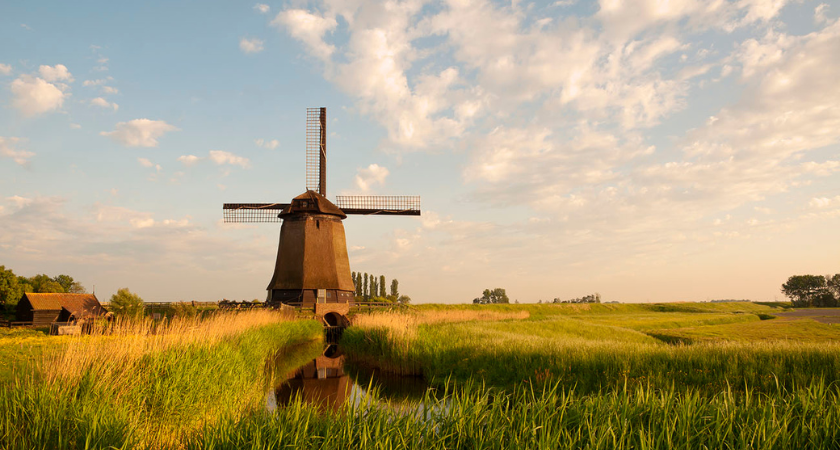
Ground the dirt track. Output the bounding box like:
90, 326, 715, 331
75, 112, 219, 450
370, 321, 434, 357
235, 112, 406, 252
774, 308, 840, 324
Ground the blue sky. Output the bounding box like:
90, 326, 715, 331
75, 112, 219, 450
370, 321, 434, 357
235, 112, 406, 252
1, 0, 838, 304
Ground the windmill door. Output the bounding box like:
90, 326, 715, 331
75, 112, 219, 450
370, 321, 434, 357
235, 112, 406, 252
317, 289, 327, 304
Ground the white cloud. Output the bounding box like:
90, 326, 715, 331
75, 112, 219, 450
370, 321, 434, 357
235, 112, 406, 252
239, 37, 265, 54
809, 197, 840, 209
272, 9, 337, 60
90, 97, 119, 111
100, 119, 179, 147
38, 64, 73, 82
101, 86, 119, 95
11, 75, 67, 117
209, 150, 250, 168
83, 77, 113, 87
254, 138, 279, 149
137, 157, 163, 173
0, 64, 11, 75
0, 137, 35, 167
70, 123, 81, 129
254, 3, 270, 14
354, 163, 389, 192
177, 155, 202, 166
815, 4, 830, 24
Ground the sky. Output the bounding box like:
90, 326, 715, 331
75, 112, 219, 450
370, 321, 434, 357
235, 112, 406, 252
1, 0, 838, 304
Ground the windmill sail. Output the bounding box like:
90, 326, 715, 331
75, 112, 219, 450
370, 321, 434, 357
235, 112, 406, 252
306, 107, 326, 196
223, 203, 289, 223
335, 196, 421, 216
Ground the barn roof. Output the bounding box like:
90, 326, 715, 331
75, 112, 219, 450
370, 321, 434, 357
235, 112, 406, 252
22, 293, 105, 316
280, 190, 346, 219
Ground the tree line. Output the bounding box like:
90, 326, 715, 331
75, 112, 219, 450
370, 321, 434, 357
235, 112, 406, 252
781, 274, 840, 307
350, 271, 410, 304
473, 288, 510, 304
543, 293, 601, 304
0, 265, 87, 307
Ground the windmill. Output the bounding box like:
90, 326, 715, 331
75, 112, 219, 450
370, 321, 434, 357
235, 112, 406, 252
223, 107, 420, 307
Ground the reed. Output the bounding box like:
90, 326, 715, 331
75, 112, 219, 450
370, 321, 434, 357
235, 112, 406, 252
0, 311, 324, 449
193, 380, 840, 450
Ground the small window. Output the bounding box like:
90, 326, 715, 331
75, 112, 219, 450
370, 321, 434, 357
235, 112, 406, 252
327, 292, 331, 298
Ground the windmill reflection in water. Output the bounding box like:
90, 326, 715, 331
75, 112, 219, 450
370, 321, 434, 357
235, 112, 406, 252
270, 345, 431, 413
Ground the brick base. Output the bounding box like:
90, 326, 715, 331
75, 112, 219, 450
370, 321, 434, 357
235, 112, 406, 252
315, 302, 350, 317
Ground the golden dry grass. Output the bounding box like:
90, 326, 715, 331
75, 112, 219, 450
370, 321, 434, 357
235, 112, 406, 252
46, 310, 288, 385
351, 309, 529, 329
348, 309, 531, 364
1, 310, 323, 449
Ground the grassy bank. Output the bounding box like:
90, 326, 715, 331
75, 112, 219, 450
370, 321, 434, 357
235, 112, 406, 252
195, 380, 840, 450
0, 311, 323, 449
341, 303, 840, 393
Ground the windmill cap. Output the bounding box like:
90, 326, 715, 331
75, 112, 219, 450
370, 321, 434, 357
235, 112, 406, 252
280, 190, 347, 219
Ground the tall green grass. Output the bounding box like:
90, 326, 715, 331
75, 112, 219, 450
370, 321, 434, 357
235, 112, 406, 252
341, 306, 840, 393
194, 380, 840, 450
0, 313, 323, 449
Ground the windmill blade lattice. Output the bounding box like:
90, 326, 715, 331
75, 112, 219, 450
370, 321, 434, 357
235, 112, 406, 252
306, 107, 326, 196
335, 195, 421, 216
223, 203, 289, 223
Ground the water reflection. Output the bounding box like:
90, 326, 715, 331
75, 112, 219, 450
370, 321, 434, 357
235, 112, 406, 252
269, 344, 429, 412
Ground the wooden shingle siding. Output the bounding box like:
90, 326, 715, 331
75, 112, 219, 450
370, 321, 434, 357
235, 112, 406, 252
16, 293, 107, 326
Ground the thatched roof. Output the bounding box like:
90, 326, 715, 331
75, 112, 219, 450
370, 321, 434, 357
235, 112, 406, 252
22, 293, 106, 317
280, 190, 346, 219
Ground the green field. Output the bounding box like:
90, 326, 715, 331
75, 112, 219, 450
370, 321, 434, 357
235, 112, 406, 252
3, 302, 840, 449
341, 302, 840, 392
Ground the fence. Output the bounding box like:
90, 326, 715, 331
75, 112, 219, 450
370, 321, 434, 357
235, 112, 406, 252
1, 321, 33, 328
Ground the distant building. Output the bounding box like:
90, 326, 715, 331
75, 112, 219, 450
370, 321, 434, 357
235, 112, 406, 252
15, 293, 108, 326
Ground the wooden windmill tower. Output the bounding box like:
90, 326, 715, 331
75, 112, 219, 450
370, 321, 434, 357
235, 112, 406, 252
223, 108, 420, 307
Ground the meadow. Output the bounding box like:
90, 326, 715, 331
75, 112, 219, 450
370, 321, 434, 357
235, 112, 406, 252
200, 302, 840, 449
340, 302, 840, 392
0, 311, 324, 449
3, 302, 840, 449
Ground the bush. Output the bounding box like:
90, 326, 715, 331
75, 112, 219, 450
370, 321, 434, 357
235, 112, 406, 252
172, 302, 198, 318
109, 288, 145, 318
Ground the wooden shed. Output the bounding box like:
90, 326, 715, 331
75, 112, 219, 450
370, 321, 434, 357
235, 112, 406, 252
15, 293, 107, 326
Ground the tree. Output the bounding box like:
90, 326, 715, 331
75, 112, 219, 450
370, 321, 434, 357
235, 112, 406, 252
355, 273, 362, 297
370, 276, 376, 300
363, 273, 369, 300
379, 275, 386, 298
27, 274, 64, 293
826, 274, 840, 300
397, 295, 411, 304
109, 288, 145, 318
52, 274, 86, 293
16, 276, 33, 295
781, 275, 828, 307
390, 278, 399, 298
369, 274, 375, 300
0, 266, 23, 310
474, 288, 510, 304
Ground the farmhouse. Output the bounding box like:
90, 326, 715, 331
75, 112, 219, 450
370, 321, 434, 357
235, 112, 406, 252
15, 293, 108, 326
